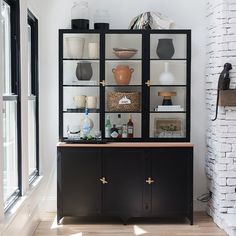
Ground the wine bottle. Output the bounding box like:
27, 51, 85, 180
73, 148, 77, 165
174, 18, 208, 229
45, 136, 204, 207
117, 114, 122, 138
105, 115, 112, 138
110, 124, 119, 139
122, 124, 128, 138
127, 114, 134, 138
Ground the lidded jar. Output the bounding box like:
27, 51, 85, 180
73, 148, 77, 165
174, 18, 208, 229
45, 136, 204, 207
71, 1, 89, 29
94, 10, 110, 29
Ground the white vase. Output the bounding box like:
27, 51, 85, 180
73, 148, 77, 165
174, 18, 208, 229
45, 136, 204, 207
65, 37, 85, 58
159, 62, 175, 85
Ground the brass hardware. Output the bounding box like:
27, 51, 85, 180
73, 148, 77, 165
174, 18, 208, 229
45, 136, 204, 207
100, 80, 107, 86
145, 80, 151, 87
100, 177, 108, 184
146, 177, 154, 185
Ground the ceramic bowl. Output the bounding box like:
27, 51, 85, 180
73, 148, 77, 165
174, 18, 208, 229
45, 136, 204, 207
113, 50, 137, 59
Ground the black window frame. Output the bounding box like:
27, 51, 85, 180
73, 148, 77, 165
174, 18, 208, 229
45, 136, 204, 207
27, 10, 39, 184
3, 0, 22, 212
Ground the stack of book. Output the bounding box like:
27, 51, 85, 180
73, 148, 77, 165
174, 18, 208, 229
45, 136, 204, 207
154, 105, 184, 112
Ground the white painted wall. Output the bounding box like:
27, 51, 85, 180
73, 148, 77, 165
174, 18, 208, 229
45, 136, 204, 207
33, 0, 208, 210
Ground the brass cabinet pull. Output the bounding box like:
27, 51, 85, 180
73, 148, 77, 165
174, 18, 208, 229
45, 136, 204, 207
145, 80, 151, 87
100, 80, 107, 86
146, 177, 154, 185
100, 177, 108, 184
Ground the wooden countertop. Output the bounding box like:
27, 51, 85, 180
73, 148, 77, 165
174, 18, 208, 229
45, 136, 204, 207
57, 142, 193, 148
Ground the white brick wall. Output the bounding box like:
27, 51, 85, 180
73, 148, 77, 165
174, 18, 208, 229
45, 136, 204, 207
206, 0, 236, 226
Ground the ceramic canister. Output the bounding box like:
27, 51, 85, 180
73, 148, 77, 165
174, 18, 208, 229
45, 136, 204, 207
65, 37, 85, 58
112, 65, 134, 85
86, 96, 97, 109
73, 95, 86, 108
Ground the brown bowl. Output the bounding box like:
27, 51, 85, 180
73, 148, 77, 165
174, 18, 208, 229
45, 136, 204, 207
113, 50, 137, 59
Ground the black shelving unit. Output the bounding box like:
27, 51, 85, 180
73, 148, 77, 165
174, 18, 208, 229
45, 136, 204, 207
59, 29, 191, 142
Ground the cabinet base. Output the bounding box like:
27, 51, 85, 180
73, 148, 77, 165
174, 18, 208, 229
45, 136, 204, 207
57, 215, 193, 225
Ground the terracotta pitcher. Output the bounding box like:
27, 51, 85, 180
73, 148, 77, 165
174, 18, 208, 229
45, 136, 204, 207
112, 65, 134, 85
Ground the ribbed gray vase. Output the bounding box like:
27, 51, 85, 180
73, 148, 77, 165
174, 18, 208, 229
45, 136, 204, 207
76, 62, 93, 81
156, 38, 175, 59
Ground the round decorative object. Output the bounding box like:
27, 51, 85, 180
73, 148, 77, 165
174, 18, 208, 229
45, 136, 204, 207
76, 62, 93, 81
112, 65, 134, 85
158, 91, 176, 105
159, 62, 175, 85
156, 38, 175, 59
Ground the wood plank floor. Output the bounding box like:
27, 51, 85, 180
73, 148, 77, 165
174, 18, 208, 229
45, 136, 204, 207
33, 212, 227, 236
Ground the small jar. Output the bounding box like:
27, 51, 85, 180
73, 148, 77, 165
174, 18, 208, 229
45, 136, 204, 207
94, 9, 110, 30
71, 1, 89, 29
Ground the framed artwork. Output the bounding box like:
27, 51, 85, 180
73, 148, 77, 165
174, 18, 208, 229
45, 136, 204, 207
154, 118, 184, 138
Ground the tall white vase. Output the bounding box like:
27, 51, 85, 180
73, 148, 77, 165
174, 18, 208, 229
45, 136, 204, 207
159, 62, 175, 85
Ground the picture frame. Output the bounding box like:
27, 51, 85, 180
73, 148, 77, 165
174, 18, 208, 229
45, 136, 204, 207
154, 118, 184, 138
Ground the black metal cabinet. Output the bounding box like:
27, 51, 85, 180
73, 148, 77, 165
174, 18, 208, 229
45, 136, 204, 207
59, 29, 191, 142
102, 149, 145, 218
57, 145, 193, 224
57, 148, 102, 220
147, 148, 191, 215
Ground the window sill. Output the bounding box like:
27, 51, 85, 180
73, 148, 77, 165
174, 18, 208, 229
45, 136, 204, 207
0, 176, 43, 232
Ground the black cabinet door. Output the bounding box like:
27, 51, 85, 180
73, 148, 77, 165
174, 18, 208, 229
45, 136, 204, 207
148, 148, 191, 215
59, 148, 101, 216
102, 148, 145, 217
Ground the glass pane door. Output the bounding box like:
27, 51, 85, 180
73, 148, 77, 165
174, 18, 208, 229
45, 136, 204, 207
149, 33, 188, 139
63, 33, 100, 140
104, 33, 142, 139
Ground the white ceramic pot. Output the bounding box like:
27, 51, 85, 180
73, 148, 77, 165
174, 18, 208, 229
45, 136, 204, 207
73, 95, 86, 108
86, 96, 97, 109
65, 37, 85, 58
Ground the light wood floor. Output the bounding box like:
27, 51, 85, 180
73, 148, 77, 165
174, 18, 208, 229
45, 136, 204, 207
33, 212, 227, 236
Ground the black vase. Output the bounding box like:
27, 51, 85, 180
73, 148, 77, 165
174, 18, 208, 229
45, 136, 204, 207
156, 38, 175, 59
76, 62, 93, 81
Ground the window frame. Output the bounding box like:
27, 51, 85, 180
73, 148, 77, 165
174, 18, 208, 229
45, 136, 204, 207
27, 10, 39, 184
2, 0, 21, 212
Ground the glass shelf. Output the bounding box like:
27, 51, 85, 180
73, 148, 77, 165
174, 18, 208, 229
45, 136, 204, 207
150, 59, 187, 61
105, 85, 142, 87
150, 111, 186, 113
63, 59, 100, 61
105, 111, 141, 113
106, 59, 142, 61
149, 85, 187, 87
63, 84, 100, 87
64, 108, 100, 113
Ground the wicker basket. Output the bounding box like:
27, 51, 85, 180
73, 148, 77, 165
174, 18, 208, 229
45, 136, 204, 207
107, 91, 141, 112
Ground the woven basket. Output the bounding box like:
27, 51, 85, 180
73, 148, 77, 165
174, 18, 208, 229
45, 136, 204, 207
107, 91, 141, 112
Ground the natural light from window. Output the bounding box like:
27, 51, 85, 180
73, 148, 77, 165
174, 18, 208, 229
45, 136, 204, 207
2, 0, 19, 206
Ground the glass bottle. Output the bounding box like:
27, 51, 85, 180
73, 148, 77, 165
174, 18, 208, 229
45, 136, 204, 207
71, 1, 89, 29
122, 124, 128, 138
127, 114, 134, 138
105, 115, 112, 138
116, 114, 122, 138
110, 124, 119, 139
80, 108, 94, 137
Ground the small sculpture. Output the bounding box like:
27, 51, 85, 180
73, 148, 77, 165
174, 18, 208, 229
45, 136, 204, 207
129, 12, 174, 30
212, 63, 232, 121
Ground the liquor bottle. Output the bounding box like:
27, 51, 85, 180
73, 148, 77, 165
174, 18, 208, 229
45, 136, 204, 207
105, 115, 112, 138
80, 108, 94, 136
127, 114, 134, 138
110, 124, 119, 139
117, 114, 122, 138
122, 124, 128, 138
